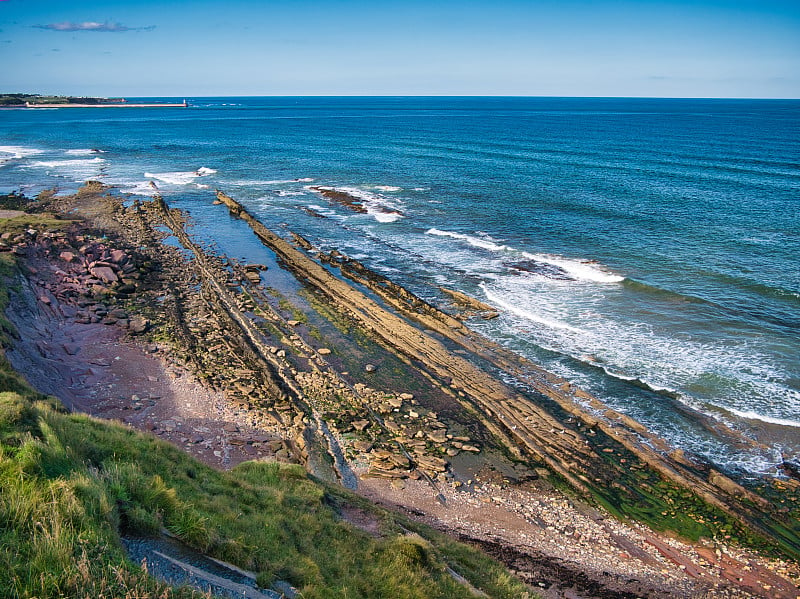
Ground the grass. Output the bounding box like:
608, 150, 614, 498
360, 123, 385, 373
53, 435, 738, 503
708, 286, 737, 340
0, 217, 531, 598
0, 213, 75, 235
0, 388, 530, 598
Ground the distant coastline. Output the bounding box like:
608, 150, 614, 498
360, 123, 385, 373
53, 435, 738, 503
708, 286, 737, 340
0, 93, 187, 108
23, 100, 188, 109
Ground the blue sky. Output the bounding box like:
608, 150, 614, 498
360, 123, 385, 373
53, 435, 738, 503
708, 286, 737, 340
1, 0, 798, 98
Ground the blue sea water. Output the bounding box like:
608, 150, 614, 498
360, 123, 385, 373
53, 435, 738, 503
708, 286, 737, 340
1, 97, 798, 477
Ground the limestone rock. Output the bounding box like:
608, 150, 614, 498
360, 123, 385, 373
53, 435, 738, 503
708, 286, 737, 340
128, 315, 150, 335
427, 429, 448, 444
416, 455, 448, 473
352, 419, 370, 432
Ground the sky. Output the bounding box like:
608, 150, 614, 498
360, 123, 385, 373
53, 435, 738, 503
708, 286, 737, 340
1, 0, 799, 98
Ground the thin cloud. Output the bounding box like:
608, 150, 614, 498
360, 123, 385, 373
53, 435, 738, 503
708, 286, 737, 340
34, 21, 155, 33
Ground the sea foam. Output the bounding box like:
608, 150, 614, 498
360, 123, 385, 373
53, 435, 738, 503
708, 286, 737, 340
24, 157, 107, 181
144, 167, 216, 186
118, 181, 159, 196
0, 145, 45, 165
480, 283, 584, 333
65, 148, 104, 156
310, 185, 405, 223
425, 228, 624, 283
726, 408, 800, 429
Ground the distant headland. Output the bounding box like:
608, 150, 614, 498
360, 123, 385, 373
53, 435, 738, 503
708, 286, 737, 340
0, 93, 187, 108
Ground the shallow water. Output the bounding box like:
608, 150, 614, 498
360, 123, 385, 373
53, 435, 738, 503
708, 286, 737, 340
1, 97, 798, 477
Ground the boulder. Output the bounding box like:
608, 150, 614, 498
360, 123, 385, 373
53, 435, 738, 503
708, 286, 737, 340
116, 283, 136, 295
416, 455, 448, 472
128, 315, 150, 335
387, 454, 411, 469
353, 440, 373, 453
427, 429, 448, 444
90, 266, 118, 284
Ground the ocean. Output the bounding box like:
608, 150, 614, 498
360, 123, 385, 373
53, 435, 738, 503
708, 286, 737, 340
1, 96, 798, 478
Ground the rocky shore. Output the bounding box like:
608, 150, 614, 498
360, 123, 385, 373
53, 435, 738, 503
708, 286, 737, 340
3, 183, 799, 598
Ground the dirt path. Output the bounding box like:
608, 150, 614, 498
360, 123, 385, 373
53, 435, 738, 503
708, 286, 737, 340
7, 273, 282, 470
123, 535, 281, 599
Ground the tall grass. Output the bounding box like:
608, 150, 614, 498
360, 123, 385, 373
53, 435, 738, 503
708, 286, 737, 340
0, 243, 529, 598
0, 389, 529, 598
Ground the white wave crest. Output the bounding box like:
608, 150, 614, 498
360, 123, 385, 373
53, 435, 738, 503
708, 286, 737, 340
65, 148, 104, 156
267, 178, 314, 184
30, 158, 105, 168
426, 228, 507, 252
480, 283, 584, 333
142, 167, 216, 186
144, 171, 198, 185
521, 252, 624, 283
372, 185, 402, 192
726, 408, 800, 429
23, 157, 107, 181
229, 177, 314, 186
368, 207, 403, 223
305, 204, 347, 221
0, 145, 45, 165
118, 181, 159, 196
425, 228, 623, 283
311, 185, 405, 223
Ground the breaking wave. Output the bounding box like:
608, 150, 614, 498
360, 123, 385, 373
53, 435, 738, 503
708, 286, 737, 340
23, 157, 107, 181
144, 167, 216, 186
309, 185, 405, 223
0, 145, 45, 166
65, 148, 104, 156
480, 283, 584, 333
726, 408, 800, 429
426, 228, 624, 283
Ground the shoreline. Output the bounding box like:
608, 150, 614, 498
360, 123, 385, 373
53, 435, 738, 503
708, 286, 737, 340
3, 183, 799, 597
21, 101, 188, 109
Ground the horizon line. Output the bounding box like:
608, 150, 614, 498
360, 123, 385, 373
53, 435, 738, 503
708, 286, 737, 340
12, 93, 799, 101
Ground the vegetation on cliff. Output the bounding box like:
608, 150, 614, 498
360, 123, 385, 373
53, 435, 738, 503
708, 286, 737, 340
0, 202, 529, 598
0, 94, 117, 106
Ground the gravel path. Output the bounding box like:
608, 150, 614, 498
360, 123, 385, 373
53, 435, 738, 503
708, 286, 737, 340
123, 535, 282, 599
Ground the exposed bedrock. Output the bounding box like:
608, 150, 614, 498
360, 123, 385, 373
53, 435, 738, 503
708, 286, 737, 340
210, 190, 800, 559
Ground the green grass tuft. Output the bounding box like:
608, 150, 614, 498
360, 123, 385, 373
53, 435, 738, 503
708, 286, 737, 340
0, 304, 528, 599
